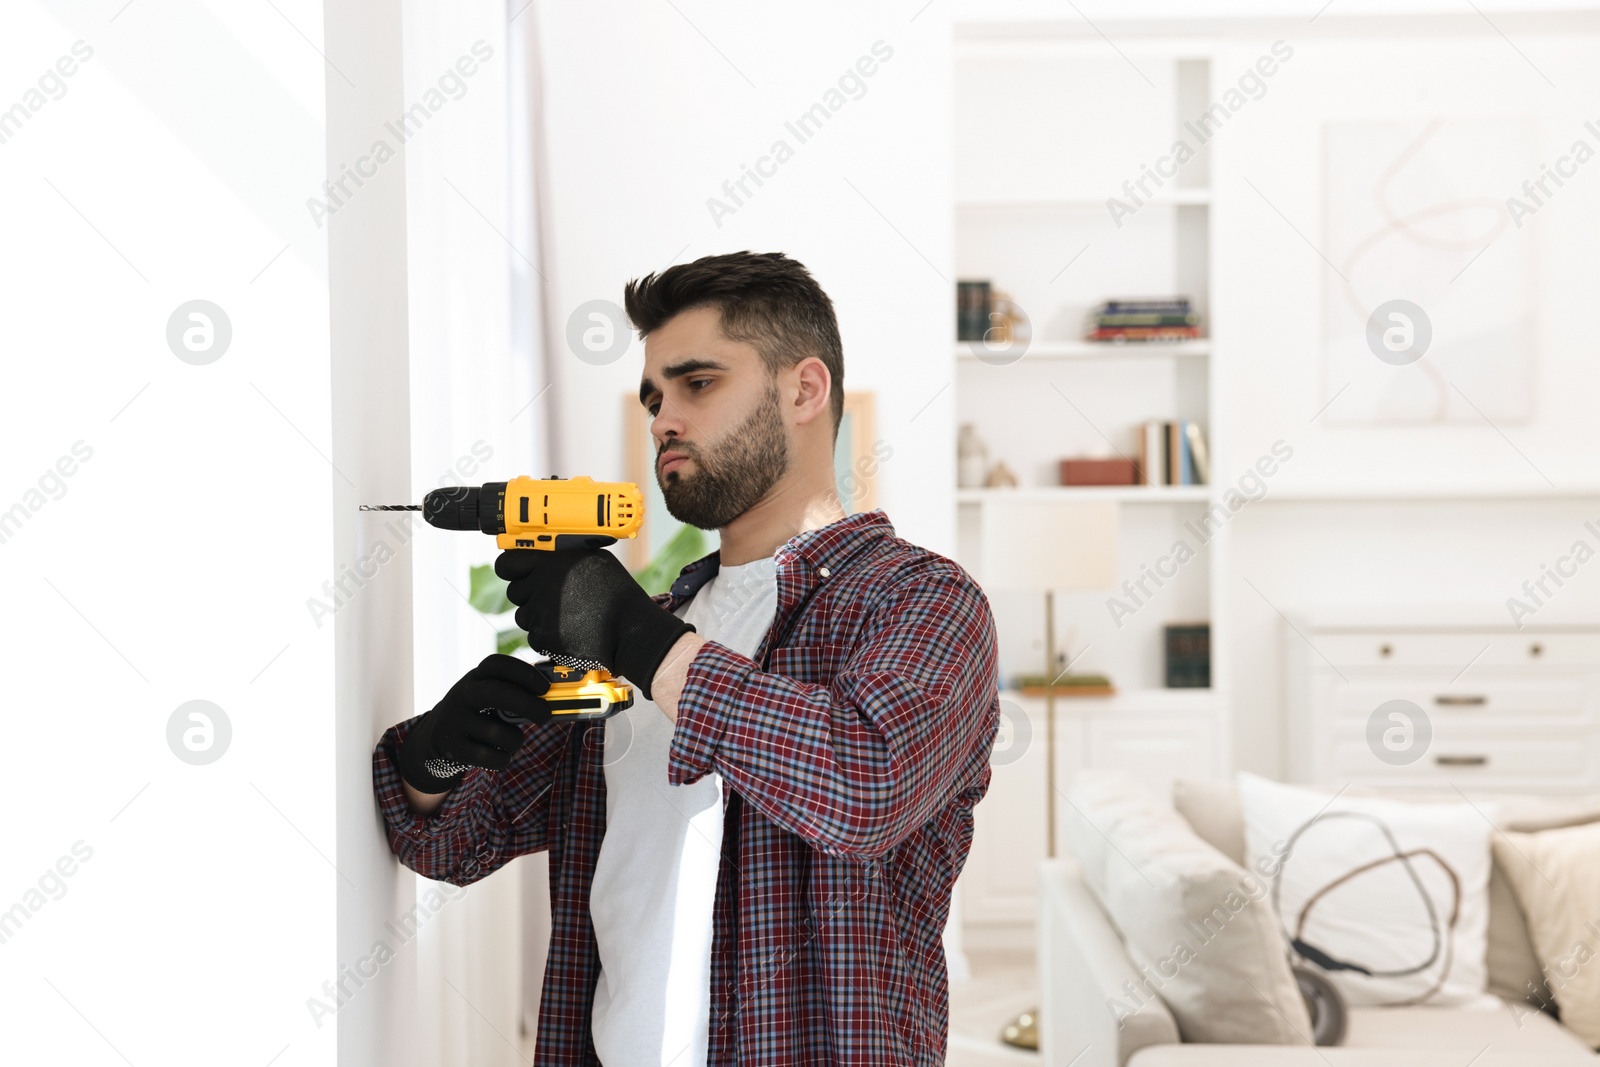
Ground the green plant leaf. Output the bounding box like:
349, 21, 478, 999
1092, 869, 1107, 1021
631, 524, 709, 596
469, 562, 515, 616
496, 627, 525, 657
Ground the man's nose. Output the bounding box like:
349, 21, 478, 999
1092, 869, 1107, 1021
651, 403, 686, 443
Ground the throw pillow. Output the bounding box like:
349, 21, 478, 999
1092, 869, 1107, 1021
1236, 772, 1496, 1008
1063, 771, 1314, 1045
1494, 821, 1600, 1047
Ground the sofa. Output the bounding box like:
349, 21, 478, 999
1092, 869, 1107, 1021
1039, 776, 1600, 1067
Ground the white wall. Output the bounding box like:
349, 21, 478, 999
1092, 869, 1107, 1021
1213, 26, 1600, 775
3, 1, 340, 1063
532, 0, 955, 556
324, 2, 420, 1063
2, 2, 550, 1064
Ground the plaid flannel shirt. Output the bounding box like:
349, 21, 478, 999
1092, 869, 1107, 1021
371, 510, 1000, 1066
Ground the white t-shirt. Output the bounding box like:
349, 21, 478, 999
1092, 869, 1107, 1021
588, 555, 778, 1066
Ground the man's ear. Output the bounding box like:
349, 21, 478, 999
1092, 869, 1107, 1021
789, 356, 833, 427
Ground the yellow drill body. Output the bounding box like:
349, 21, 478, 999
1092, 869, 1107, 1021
492, 475, 643, 551
492, 477, 643, 717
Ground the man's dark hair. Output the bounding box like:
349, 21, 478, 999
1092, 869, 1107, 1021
624, 251, 845, 432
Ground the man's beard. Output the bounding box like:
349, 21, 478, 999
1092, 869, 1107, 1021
658, 386, 790, 530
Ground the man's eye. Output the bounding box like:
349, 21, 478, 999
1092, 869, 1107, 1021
688, 378, 712, 390
646, 403, 660, 417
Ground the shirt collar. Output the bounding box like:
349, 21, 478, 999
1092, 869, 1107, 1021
667, 509, 896, 601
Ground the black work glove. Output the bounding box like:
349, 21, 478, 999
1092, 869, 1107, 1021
494, 549, 694, 702
398, 654, 554, 794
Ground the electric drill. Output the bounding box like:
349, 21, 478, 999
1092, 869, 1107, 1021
362, 476, 645, 721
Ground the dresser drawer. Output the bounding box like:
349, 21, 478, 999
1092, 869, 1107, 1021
1313, 632, 1600, 670
1290, 620, 1600, 791
1324, 675, 1595, 728
1328, 729, 1600, 787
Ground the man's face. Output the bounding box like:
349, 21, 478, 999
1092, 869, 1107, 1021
637, 306, 790, 529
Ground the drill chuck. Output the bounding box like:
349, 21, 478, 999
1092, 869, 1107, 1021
423, 482, 508, 534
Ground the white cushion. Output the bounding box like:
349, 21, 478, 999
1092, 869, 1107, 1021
1172, 777, 1246, 864
1346, 1000, 1594, 1053
1063, 771, 1313, 1046
1237, 772, 1495, 1008
1495, 820, 1600, 1048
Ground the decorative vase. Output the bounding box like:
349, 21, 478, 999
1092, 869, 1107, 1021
957, 423, 989, 488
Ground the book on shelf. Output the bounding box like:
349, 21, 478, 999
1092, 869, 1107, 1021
1088, 325, 1202, 342
1087, 297, 1203, 343
1138, 419, 1209, 486
1095, 313, 1200, 326
1185, 421, 1211, 483
957, 280, 991, 341
1100, 298, 1193, 314
1164, 624, 1211, 688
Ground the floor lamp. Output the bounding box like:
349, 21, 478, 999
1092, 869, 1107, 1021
979, 497, 1118, 1052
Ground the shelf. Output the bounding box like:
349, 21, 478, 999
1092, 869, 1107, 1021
957, 485, 1210, 504
1018, 685, 1116, 697
1260, 484, 1600, 502
958, 190, 1210, 211
999, 687, 1219, 714
957, 339, 1209, 360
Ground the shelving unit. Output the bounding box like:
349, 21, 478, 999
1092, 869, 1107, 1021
952, 38, 1231, 944
956, 339, 1211, 360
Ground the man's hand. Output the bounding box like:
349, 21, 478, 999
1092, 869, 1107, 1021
398, 654, 553, 797
494, 549, 694, 701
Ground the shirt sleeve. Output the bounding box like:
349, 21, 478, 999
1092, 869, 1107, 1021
371, 714, 574, 885
666, 558, 999, 860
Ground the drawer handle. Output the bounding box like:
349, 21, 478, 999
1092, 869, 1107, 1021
1435, 754, 1489, 767
1434, 695, 1487, 706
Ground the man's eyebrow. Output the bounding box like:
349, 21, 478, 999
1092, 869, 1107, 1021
637, 358, 729, 407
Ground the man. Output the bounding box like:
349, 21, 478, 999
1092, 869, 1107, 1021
372, 251, 999, 1066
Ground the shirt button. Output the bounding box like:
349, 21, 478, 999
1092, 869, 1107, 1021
818, 566, 830, 578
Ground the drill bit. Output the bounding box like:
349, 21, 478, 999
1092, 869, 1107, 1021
358, 504, 421, 511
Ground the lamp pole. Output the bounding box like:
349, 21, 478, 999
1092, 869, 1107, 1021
1001, 589, 1058, 1052
1044, 588, 1056, 858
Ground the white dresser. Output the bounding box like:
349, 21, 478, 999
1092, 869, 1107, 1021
1283, 609, 1600, 792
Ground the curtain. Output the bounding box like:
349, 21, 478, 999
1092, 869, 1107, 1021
400, 1, 554, 1064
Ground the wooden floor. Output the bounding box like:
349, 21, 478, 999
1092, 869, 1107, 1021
945, 948, 1042, 1066
516, 947, 1042, 1065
